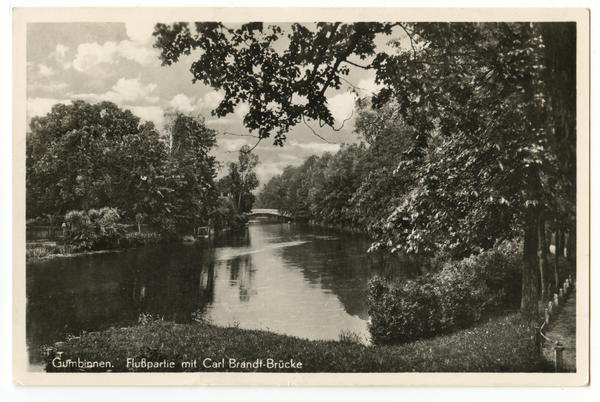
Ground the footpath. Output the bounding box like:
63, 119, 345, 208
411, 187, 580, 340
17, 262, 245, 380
541, 289, 577, 372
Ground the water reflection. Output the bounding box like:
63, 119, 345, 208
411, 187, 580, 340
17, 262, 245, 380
26, 223, 422, 365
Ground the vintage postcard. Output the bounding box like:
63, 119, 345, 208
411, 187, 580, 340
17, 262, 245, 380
12, 7, 590, 386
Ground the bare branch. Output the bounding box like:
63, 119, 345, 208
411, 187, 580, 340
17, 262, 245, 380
223, 131, 260, 138
244, 138, 262, 153
342, 59, 372, 70
398, 23, 418, 59
340, 77, 378, 95
302, 116, 335, 144
331, 110, 354, 132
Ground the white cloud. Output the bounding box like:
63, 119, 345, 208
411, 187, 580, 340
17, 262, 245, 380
72, 40, 158, 73
53, 44, 69, 58
28, 82, 71, 94
126, 106, 165, 131
199, 90, 225, 110
38, 64, 56, 77
357, 77, 384, 96
206, 118, 235, 126
288, 140, 341, 154
71, 77, 159, 105
280, 153, 299, 161
169, 94, 198, 113
255, 163, 288, 184
72, 41, 119, 72
118, 40, 159, 66
27, 98, 71, 122
50, 44, 71, 69
125, 20, 156, 44
111, 78, 159, 103
234, 102, 250, 120
218, 137, 250, 152
328, 92, 357, 125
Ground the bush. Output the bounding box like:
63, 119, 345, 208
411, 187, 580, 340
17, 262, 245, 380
26, 243, 79, 260
211, 196, 248, 232
367, 240, 523, 345
64, 207, 126, 251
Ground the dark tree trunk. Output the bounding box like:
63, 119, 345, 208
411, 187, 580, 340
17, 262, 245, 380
522, 214, 540, 321
537, 216, 549, 303
554, 225, 560, 290
540, 23, 577, 275
569, 221, 577, 271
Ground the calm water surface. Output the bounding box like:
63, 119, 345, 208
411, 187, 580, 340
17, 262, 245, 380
26, 223, 423, 364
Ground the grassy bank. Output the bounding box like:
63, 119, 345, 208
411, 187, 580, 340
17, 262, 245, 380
26, 233, 163, 260
44, 313, 553, 373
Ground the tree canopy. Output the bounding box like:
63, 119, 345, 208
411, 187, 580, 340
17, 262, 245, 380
27, 101, 166, 219
154, 21, 577, 318
216, 145, 259, 214
27, 101, 220, 234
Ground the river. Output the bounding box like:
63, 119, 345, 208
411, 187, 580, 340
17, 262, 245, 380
26, 222, 424, 366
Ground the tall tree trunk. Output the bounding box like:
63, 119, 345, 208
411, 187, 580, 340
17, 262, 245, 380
569, 220, 577, 271
541, 23, 577, 276
537, 216, 549, 303
559, 229, 565, 257
521, 213, 540, 321
554, 224, 560, 290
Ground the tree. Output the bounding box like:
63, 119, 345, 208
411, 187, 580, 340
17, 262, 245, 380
216, 146, 259, 213
155, 110, 219, 233
27, 101, 166, 220
154, 22, 577, 319
27, 102, 220, 236
308, 143, 368, 227
351, 98, 416, 234
154, 22, 401, 145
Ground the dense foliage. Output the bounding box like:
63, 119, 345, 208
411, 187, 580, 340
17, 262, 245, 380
367, 240, 523, 345
27, 101, 220, 235
157, 22, 577, 318
63, 207, 126, 251
216, 145, 259, 214
256, 143, 371, 226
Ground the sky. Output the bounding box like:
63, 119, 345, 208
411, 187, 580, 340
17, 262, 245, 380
26, 21, 391, 187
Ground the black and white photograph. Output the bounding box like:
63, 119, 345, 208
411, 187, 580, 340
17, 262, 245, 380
11, 7, 590, 387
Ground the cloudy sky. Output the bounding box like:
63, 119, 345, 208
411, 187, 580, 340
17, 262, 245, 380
26, 21, 395, 186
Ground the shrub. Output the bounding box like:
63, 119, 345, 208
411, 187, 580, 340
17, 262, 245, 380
26, 243, 79, 259
367, 240, 523, 345
64, 207, 126, 251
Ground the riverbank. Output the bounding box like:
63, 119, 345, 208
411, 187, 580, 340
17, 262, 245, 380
25, 232, 164, 260
43, 312, 553, 373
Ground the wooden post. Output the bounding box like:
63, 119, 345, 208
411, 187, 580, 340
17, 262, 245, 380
559, 288, 564, 299
554, 293, 560, 307
554, 342, 565, 372
545, 308, 550, 324
548, 301, 553, 317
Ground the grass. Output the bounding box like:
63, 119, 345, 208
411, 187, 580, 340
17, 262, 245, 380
26, 243, 78, 260
43, 312, 553, 373
25, 233, 164, 260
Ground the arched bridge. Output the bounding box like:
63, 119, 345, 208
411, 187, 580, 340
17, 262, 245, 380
248, 209, 294, 220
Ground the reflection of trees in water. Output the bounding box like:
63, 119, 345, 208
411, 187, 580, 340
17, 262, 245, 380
212, 227, 251, 248
129, 244, 218, 322
26, 242, 222, 360
225, 254, 257, 302
280, 228, 424, 318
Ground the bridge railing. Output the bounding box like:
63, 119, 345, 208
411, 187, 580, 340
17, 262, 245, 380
249, 209, 293, 218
